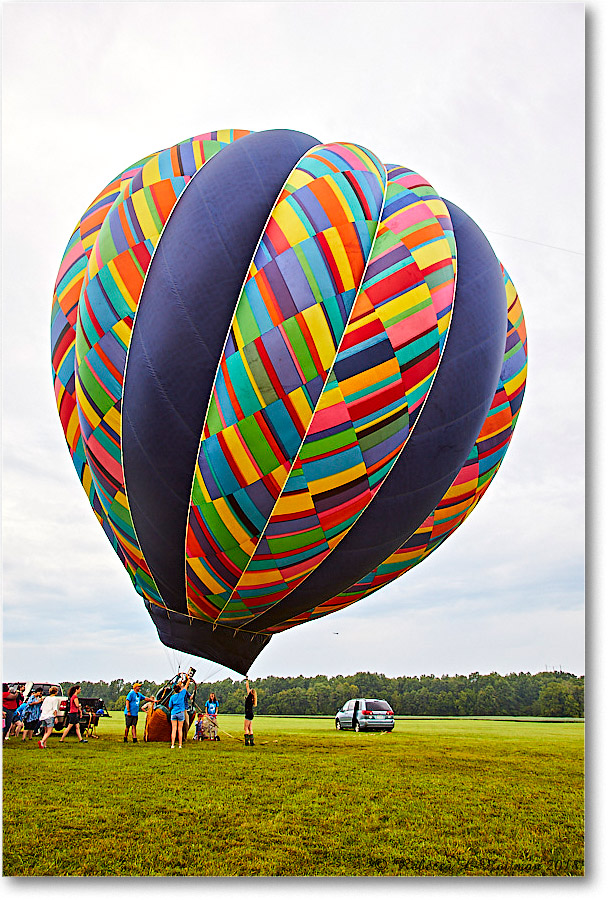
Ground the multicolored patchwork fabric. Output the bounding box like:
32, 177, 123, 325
271, 269, 527, 631
51, 129, 252, 606
51, 128, 526, 675
184, 162, 458, 625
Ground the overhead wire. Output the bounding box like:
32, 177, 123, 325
485, 229, 584, 256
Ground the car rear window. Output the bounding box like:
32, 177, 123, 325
365, 701, 392, 711
32, 684, 60, 696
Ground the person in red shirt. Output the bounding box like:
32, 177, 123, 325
3, 683, 19, 740
59, 685, 88, 744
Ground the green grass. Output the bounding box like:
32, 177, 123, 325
3, 715, 584, 876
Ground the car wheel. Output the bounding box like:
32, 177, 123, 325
354, 722, 361, 733
335, 720, 341, 730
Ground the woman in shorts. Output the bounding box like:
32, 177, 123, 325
244, 679, 257, 746
38, 686, 61, 748
168, 673, 191, 749
60, 684, 88, 744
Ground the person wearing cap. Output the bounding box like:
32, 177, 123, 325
124, 682, 154, 743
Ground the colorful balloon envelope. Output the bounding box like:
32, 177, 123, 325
51, 129, 527, 674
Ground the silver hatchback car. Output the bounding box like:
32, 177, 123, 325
335, 698, 394, 732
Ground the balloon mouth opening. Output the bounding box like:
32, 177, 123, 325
146, 602, 271, 677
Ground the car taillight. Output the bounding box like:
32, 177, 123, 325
388, 710, 393, 716
59, 701, 66, 710
361, 710, 372, 716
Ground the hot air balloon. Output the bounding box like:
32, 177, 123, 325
51, 129, 527, 675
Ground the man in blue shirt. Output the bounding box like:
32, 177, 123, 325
124, 681, 154, 743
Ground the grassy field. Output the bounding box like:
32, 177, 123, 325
3, 714, 584, 877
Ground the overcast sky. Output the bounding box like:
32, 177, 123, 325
2, 1, 588, 692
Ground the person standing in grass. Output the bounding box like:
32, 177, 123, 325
194, 711, 205, 741
124, 681, 154, 743
21, 689, 44, 741
3, 684, 24, 740
38, 686, 61, 748
244, 679, 257, 746
3, 684, 20, 740
205, 692, 220, 741
168, 673, 191, 749
11, 701, 28, 738
59, 684, 87, 744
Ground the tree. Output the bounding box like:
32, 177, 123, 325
538, 682, 579, 717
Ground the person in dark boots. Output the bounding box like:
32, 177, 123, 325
244, 678, 257, 746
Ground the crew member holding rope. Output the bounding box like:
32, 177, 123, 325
244, 679, 257, 746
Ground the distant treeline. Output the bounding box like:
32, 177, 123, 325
68, 670, 583, 718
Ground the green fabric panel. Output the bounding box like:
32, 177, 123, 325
242, 342, 279, 406
237, 416, 279, 474
282, 317, 318, 382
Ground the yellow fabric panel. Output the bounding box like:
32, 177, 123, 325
230, 312, 246, 352
272, 197, 311, 245
339, 357, 400, 400
377, 283, 430, 323
274, 490, 316, 515
443, 475, 479, 500
411, 237, 452, 270
187, 556, 226, 595
237, 567, 284, 588
237, 535, 258, 558
192, 141, 204, 169
212, 497, 251, 546
424, 198, 451, 219
222, 426, 260, 485
131, 190, 161, 241
193, 466, 212, 504
505, 277, 517, 306
112, 318, 133, 348
141, 155, 161, 188
103, 404, 122, 436
437, 315, 450, 336
322, 227, 356, 291
286, 168, 316, 191
81, 231, 98, 252
289, 386, 316, 430
504, 364, 527, 396
300, 303, 337, 370
65, 406, 81, 448
315, 382, 343, 412
308, 460, 367, 495
87, 243, 102, 280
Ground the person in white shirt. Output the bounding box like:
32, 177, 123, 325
38, 687, 61, 749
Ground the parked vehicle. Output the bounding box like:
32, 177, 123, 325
7, 681, 63, 700
335, 698, 395, 732
55, 695, 111, 731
